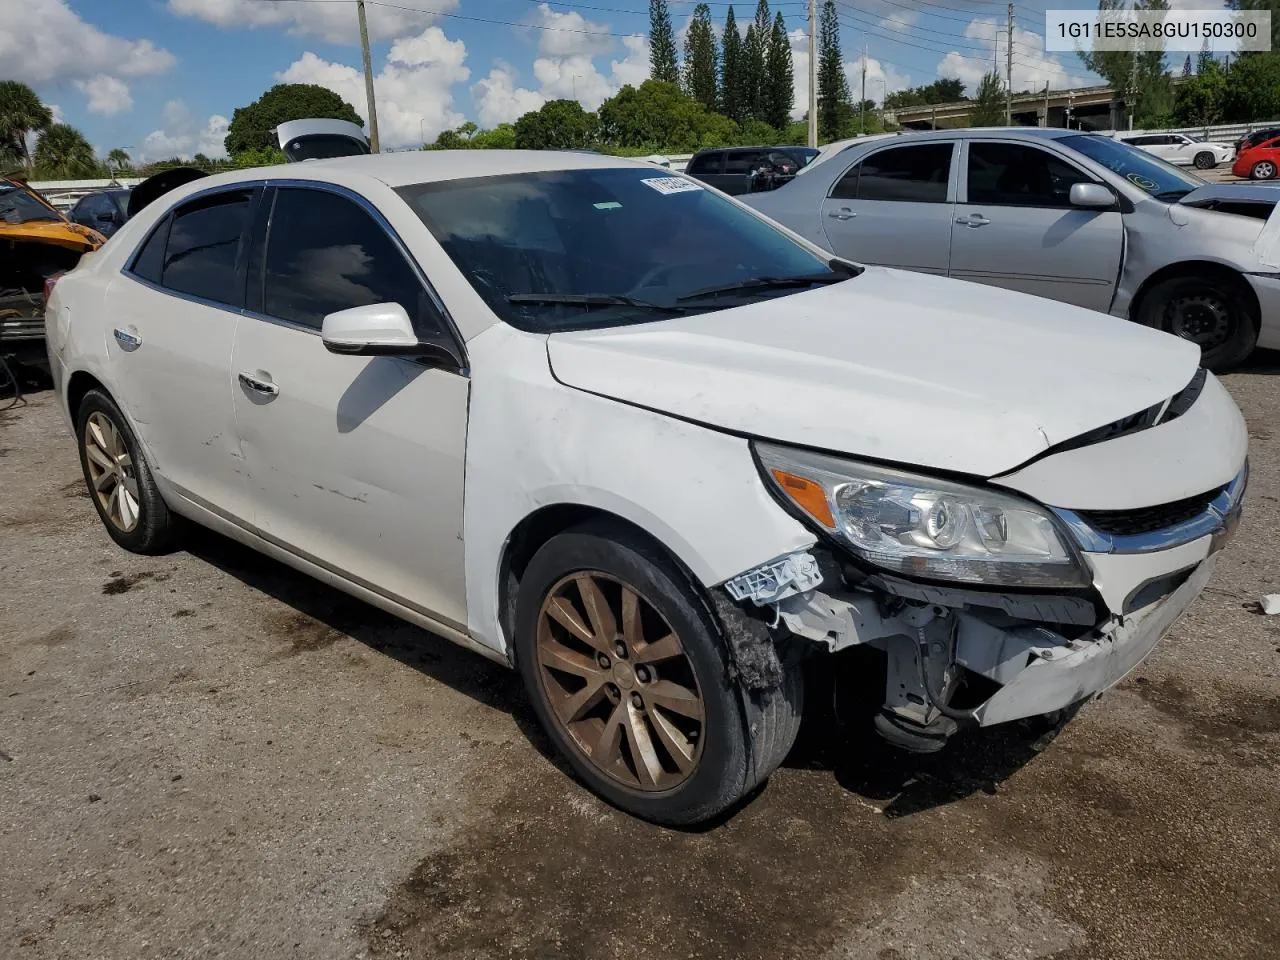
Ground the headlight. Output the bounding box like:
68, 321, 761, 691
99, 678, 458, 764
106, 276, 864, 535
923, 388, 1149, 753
755, 442, 1087, 588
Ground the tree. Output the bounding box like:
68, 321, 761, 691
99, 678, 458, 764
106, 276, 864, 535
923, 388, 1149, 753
884, 79, 964, 109
970, 72, 1007, 126
429, 121, 517, 150
33, 123, 98, 178
0, 80, 53, 169
1077, 0, 1175, 128
650, 0, 679, 84
597, 79, 736, 151
722, 6, 747, 122
106, 148, 131, 173
225, 83, 363, 156
740, 0, 771, 120
229, 146, 287, 169
817, 0, 849, 141
1174, 57, 1227, 124
514, 99, 599, 149
764, 11, 794, 130
1222, 51, 1280, 122
736, 118, 779, 144
683, 3, 720, 112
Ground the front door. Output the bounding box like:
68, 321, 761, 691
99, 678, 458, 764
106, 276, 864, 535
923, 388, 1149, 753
819, 141, 957, 275
105, 187, 258, 519
229, 185, 469, 629
949, 140, 1124, 312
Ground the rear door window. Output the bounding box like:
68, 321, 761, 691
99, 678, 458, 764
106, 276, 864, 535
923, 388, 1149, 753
160, 189, 255, 306
831, 144, 953, 202
966, 142, 1091, 208
686, 152, 723, 175
724, 150, 763, 175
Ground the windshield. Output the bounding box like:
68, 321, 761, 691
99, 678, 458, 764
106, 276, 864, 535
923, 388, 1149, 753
397, 168, 844, 332
1062, 134, 1202, 200
0, 184, 62, 224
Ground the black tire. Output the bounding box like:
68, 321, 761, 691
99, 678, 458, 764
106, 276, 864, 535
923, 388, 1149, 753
1136, 274, 1258, 372
1251, 160, 1277, 180
1193, 151, 1216, 170
514, 521, 802, 825
76, 388, 177, 554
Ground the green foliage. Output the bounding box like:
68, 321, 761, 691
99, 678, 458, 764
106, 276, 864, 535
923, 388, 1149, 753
683, 3, 720, 112
428, 121, 516, 150
597, 79, 736, 152
969, 72, 1007, 126
765, 11, 794, 130
106, 148, 132, 174
514, 99, 600, 149
884, 79, 965, 109
225, 83, 362, 155
741, 0, 770, 119
0, 79, 53, 169
735, 118, 779, 144
721, 7, 747, 122
1174, 57, 1227, 125
649, 0, 679, 84
229, 146, 287, 169
1235, 0, 1280, 50
1222, 52, 1280, 123
33, 123, 98, 178
1077, 0, 1174, 127
781, 119, 810, 144
817, 0, 849, 142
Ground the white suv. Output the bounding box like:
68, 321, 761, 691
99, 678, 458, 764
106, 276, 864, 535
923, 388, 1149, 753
1121, 132, 1235, 169
45, 151, 1248, 824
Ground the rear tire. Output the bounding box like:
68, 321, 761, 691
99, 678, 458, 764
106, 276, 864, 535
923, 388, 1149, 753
1136, 274, 1258, 372
1193, 152, 1216, 170
76, 389, 177, 554
514, 521, 802, 825
1251, 160, 1277, 180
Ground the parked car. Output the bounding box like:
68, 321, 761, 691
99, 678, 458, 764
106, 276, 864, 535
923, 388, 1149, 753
685, 146, 816, 195
276, 117, 371, 161
1235, 126, 1280, 156
1232, 135, 1280, 180
747, 127, 1280, 369
46, 151, 1247, 824
68, 189, 131, 237
1119, 132, 1234, 169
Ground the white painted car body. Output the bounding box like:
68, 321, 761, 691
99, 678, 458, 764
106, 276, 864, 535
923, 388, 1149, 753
1119, 132, 1235, 168
45, 150, 1248, 744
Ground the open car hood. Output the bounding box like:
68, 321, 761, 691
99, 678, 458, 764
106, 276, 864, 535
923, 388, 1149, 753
546, 267, 1201, 478
1177, 182, 1280, 207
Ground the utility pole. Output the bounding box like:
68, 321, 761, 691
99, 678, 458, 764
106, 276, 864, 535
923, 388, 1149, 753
860, 44, 867, 135
1005, 2, 1013, 125
807, 0, 818, 147
356, 0, 380, 153
1126, 41, 1139, 130
1043, 81, 1049, 127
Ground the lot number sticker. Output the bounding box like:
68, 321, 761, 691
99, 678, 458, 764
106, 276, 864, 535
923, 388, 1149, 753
642, 177, 703, 195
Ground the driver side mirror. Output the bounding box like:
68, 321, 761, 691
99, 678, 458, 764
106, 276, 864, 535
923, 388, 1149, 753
321, 302, 462, 371
1070, 182, 1116, 209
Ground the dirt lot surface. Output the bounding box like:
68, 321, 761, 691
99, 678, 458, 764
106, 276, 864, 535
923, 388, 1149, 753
2, 357, 1279, 960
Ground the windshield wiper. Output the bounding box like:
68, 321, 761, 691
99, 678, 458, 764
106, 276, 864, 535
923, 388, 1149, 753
1153, 189, 1193, 201
506, 292, 687, 314
676, 271, 848, 303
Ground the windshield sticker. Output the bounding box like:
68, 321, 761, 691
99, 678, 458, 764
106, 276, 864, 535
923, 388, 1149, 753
641, 176, 703, 195
593, 201, 623, 210
1126, 172, 1158, 192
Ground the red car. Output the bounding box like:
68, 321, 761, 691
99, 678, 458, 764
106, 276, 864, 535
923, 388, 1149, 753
1232, 136, 1280, 179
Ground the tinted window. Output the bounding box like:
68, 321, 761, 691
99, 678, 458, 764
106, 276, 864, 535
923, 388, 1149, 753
130, 215, 170, 285
397, 168, 842, 333
967, 142, 1092, 208
686, 152, 722, 175
1062, 134, 1200, 200
283, 134, 371, 162
262, 187, 442, 335
161, 190, 254, 305
724, 150, 763, 175
833, 144, 953, 202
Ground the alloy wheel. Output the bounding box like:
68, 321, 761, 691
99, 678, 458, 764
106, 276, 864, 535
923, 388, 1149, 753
1194, 153, 1213, 170
535, 572, 705, 791
84, 411, 141, 533
1254, 161, 1276, 179
1164, 291, 1232, 349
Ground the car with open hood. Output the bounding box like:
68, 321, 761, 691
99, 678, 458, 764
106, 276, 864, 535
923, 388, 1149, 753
746, 127, 1280, 370
44, 150, 1247, 824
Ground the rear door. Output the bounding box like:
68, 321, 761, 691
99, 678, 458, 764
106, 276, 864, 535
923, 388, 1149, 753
949, 139, 1123, 311
720, 149, 764, 195
819, 141, 957, 274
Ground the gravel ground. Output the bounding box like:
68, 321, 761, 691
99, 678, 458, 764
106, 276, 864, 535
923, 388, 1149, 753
2, 356, 1278, 960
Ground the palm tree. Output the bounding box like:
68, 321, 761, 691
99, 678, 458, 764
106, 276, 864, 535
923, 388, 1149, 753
34, 123, 98, 179
107, 148, 132, 173
0, 80, 53, 170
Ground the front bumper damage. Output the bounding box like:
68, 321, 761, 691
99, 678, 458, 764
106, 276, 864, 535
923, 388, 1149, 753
720, 469, 1245, 753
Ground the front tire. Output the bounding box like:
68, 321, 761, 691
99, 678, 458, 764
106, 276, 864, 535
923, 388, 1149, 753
514, 522, 802, 825
76, 389, 177, 554
1193, 151, 1216, 170
1251, 160, 1277, 180
1136, 275, 1258, 372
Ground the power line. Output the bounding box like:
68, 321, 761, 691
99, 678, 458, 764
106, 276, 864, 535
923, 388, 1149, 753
838, 1, 1041, 55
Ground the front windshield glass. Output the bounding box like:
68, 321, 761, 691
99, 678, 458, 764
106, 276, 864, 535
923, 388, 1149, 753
0, 184, 62, 224
1062, 134, 1202, 200
397, 168, 846, 332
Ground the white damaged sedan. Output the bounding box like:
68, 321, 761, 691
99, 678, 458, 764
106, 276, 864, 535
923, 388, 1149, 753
45, 151, 1247, 824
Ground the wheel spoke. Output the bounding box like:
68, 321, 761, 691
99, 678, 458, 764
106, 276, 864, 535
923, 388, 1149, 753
590, 701, 627, 768
107, 485, 122, 525
620, 586, 643, 650
546, 596, 598, 649
93, 468, 117, 492
87, 418, 109, 453
105, 419, 124, 460
554, 677, 608, 724
117, 453, 133, 471
537, 639, 604, 681
119, 487, 139, 529
622, 703, 664, 787
649, 706, 697, 773
647, 680, 704, 721
633, 632, 682, 664
576, 575, 617, 649
85, 442, 114, 472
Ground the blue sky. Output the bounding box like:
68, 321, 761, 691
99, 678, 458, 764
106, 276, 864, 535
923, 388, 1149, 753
4, 0, 1160, 162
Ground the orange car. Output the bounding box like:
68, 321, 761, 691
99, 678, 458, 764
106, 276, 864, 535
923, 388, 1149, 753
1, 176, 105, 374
1231, 136, 1280, 180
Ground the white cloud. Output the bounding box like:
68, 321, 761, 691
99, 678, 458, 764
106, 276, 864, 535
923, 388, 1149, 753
611, 35, 651, 90
787, 29, 910, 121
529, 32, 649, 112
938, 18, 1089, 96
531, 2, 614, 58
135, 101, 230, 161
77, 75, 133, 116
166, 0, 451, 44
473, 66, 545, 127
277, 27, 470, 148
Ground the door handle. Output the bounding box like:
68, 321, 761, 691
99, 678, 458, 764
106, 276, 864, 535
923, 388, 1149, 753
828, 208, 856, 220
238, 371, 279, 397
113, 327, 141, 350
956, 214, 991, 227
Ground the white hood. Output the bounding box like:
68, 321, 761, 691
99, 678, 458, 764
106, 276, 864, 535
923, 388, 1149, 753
546, 268, 1201, 477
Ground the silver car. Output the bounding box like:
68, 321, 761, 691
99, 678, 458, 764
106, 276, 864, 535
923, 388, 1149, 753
748, 128, 1280, 370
